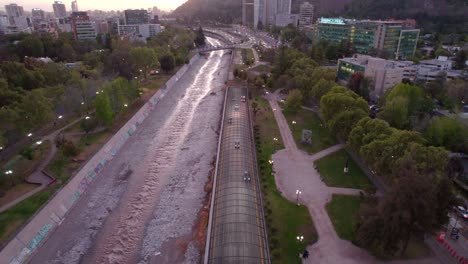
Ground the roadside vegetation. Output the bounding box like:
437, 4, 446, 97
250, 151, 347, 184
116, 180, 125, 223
251, 94, 317, 263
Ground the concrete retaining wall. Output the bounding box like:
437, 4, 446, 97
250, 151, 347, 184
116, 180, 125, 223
0, 54, 201, 264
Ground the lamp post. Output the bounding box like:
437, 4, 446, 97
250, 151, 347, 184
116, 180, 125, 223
344, 157, 349, 174
296, 190, 302, 206
5, 170, 13, 186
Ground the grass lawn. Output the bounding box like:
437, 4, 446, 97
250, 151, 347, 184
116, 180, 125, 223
315, 149, 373, 190
0, 186, 58, 248
253, 96, 317, 263
283, 109, 336, 154
326, 194, 362, 241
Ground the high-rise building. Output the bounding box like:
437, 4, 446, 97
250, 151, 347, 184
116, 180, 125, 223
71, 12, 96, 41
298, 2, 314, 31
53, 1, 67, 18
242, 0, 255, 27
71, 0, 78, 12
124, 9, 149, 25
277, 0, 291, 14
5, 3, 24, 18
31, 8, 46, 21
316, 18, 420, 60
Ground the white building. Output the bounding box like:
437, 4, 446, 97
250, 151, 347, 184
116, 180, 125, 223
118, 23, 162, 41
71, 0, 79, 12
298, 2, 314, 31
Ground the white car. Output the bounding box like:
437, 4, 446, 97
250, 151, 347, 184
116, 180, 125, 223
454, 206, 468, 219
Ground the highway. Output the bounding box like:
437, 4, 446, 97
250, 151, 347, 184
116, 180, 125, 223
205, 87, 270, 264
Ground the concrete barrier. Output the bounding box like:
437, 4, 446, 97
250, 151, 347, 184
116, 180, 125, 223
0, 54, 201, 264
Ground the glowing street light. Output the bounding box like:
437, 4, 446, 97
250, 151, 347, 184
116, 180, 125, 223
36, 140, 42, 145
27, 133, 32, 137
292, 120, 297, 124
81, 102, 85, 105
85, 116, 90, 120
96, 91, 100, 95
296, 235, 304, 242
268, 159, 274, 164
296, 190, 302, 206
58, 115, 63, 119
124, 104, 128, 107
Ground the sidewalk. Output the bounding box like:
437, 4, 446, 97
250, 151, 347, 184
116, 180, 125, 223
0, 115, 88, 213
267, 93, 377, 263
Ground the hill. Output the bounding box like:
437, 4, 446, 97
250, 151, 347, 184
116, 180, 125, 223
173, 0, 242, 24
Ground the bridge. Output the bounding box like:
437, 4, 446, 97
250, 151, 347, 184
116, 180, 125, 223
197, 44, 236, 53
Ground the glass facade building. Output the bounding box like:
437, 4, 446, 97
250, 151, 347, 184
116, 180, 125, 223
317, 18, 420, 60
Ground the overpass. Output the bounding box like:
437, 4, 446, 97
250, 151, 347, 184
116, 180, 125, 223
198, 45, 236, 53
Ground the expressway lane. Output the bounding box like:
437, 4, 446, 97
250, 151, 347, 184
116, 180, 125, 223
206, 87, 270, 264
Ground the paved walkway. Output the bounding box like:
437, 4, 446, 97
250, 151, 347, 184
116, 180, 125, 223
0, 115, 90, 213
266, 93, 441, 264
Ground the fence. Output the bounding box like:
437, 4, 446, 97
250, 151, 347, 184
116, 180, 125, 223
0, 54, 201, 264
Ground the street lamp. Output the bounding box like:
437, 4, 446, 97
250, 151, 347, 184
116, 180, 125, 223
296, 190, 302, 206
124, 103, 128, 107
344, 157, 349, 174
36, 141, 42, 145
268, 159, 274, 164
27, 133, 32, 137
296, 235, 304, 242
85, 116, 90, 120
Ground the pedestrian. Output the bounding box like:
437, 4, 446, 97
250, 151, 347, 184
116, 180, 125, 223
303, 249, 309, 259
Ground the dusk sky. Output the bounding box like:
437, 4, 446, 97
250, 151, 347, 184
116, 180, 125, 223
0, 0, 188, 12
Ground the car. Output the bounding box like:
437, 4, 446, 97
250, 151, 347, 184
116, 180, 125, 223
228, 117, 232, 124
234, 104, 239, 110
244, 171, 251, 182
241, 96, 246, 102
454, 206, 468, 219
235, 141, 240, 149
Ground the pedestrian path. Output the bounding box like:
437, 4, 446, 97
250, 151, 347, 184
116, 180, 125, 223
0, 115, 90, 213
267, 92, 444, 263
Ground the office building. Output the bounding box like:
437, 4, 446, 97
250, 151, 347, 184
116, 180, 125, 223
71, 0, 78, 12
71, 12, 96, 41
53, 1, 67, 18
277, 0, 291, 14
337, 55, 415, 99
242, 0, 255, 27
31, 8, 46, 20
124, 9, 149, 25
316, 18, 420, 60
298, 2, 314, 31
118, 23, 162, 41
275, 13, 298, 27
5, 3, 24, 18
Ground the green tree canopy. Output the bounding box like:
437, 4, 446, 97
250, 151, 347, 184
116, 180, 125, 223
348, 117, 394, 152
378, 96, 410, 129
385, 83, 433, 115
284, 89, 303, 113
425, 117, 468, 153
159, 54, 175, 72
94, 93, 114, 126
320, 86, 368, 121
310, 78, 335, 100
130, 47, 159, 79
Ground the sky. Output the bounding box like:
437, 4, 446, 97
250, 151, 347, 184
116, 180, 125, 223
0, 0, 188, 12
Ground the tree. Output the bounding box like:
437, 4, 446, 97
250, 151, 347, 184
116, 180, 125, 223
18, 35, 44, 58
60, 43, 76, 62
378, 96, 410, 129
360, 130, 425, 176
18, 89, 54, 130
320, 86, 368, 122
194, 27, 205, 47
310, 79, 335, 100
348, 117, 394, 152
130, 47, 159, 79
454, 50, 467, 69
357, 169, 438, 257
425, 117, 468, 153
94, 93, 114, 126
284, 89, 303, 113
385, 83, 433, 115
445, 79, 468, 105
347, 72, 364, 95
328, 108, 368, 140
159, 54, 175, 72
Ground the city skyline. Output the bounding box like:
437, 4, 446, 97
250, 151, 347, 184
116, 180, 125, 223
0, 0, 187, 12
